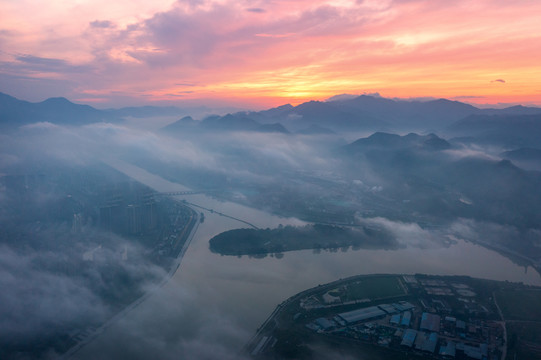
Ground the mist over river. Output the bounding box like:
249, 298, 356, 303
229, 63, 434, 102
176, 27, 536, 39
73, 161, 541, 360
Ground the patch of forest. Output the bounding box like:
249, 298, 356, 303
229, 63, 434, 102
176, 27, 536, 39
209, 224, 399, 256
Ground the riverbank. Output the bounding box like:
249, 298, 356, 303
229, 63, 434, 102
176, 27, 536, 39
62, 183, 200, 359
247, 273, 540, 359
71, 161, 541, 360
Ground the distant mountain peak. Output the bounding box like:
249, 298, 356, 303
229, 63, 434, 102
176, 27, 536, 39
275, 104, 294, 110
295, 100, 324, 109
256, 122, 290, 134
325, 93, 359, 102
41, 96, 72, 104
367, 132, 401, 141
0, 93, 116, 129
0, 92, 19, 100
199, 113, 260, 131
346, 132, 450, 153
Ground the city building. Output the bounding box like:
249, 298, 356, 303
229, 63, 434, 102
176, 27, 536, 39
400, 311, 412, 327
401, 329, 417, 347
439, 341, 456, 358
337, 306, 386, 324
420, 312, 441, 332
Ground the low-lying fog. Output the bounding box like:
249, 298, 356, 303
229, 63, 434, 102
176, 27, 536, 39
1, 111, 541, 359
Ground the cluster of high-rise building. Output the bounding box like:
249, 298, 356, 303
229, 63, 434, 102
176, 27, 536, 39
99, 182, 157, 235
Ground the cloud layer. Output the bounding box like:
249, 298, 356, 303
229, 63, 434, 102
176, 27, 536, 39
1, 0, 540, 107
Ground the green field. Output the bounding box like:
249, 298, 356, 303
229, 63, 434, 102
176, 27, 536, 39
496, 289, 541, 321
344, 276, 405, 301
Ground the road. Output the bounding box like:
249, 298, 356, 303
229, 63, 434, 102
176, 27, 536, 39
493, 292, 507, 360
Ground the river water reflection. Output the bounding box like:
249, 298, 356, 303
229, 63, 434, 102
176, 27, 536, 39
75, 162, 541, 359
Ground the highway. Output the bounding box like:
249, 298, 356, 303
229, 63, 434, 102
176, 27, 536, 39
493, 292, 508, 360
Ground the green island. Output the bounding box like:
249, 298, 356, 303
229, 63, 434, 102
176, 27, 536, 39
246, 274, 541, 360
209, 224, 399, 256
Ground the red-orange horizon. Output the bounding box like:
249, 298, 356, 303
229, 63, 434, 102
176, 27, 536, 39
1, 0, 540, 109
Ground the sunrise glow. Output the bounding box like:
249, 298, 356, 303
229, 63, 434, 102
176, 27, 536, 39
1, 0, 540, 108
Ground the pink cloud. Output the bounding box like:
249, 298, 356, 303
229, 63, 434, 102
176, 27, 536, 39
254, 33, 295, 38
1, 0, 540, 107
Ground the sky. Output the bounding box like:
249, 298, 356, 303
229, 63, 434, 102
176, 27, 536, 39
1, 0, 541, 109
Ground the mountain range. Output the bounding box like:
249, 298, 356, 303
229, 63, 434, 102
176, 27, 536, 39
162, 94, 541, 135
448, 113, 541, 148
2, 92, 541, 139
0, 92, 119, 128
338, 131, 541, 230
0, 92, 188, 130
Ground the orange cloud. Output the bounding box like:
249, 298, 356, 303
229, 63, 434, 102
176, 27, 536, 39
0, 0, 540, 108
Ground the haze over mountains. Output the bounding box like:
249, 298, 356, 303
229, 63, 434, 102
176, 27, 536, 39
3, 92, 541, 137
0, 92, 119, 127
163, 95, 541, 135
2, 90, 541, 359
0, 92, 210, 129
3, 0, 541, 357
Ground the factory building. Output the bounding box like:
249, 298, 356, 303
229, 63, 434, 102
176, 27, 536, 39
314, 317, 336, 331
421, 333, 438, 353
456, 342, 488, 359
420, 312, 441, 332
439, 341, 456, 358
401, 329, 417, 347
414, 331, 438, 353
337, 306, 386, 324
378, 303, 397, 314
392, 301, 415, 312
414, 332, 427, 350
390, 314, 401, 325
400, 311, 412, 327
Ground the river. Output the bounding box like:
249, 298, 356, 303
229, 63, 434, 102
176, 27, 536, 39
73, 161, 541, 359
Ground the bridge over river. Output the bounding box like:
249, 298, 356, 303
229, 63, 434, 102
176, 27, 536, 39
155, 190, 259, 230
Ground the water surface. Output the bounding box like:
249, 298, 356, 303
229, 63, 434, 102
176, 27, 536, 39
73, 162, 541, 359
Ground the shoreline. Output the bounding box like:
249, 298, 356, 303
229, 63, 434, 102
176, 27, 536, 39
61, 176, 201, 359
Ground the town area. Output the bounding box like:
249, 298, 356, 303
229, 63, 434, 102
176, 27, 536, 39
247, 274, 541, 359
